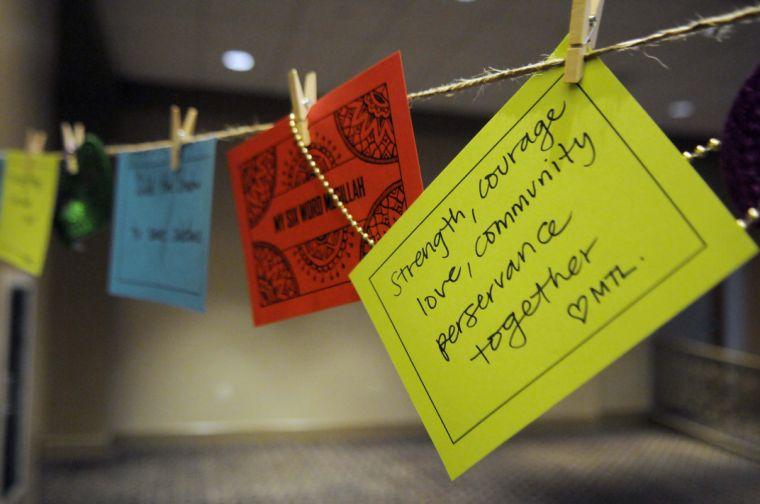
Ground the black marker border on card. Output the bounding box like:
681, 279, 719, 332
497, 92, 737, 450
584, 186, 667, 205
368, 73, 706, 445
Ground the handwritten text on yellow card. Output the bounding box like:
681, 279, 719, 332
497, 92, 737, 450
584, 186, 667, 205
350, 57, 756, 479
0, 151, 60, 276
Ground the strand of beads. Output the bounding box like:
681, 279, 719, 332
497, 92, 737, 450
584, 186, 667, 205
288, 113, 375, 247
683, 138, 721, 161
737, 207, 759, 229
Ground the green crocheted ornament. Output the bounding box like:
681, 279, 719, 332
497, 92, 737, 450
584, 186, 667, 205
55, 133, 113, 247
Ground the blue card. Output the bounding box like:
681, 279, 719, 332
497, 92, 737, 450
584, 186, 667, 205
109, 139, 217, 311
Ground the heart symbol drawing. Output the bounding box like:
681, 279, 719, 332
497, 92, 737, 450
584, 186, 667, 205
567, 295, 589, 323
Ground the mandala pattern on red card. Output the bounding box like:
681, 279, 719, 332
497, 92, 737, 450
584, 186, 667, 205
241, 148, 277, 229
295, 227, 354, 283
335, 84, 398, 164
283, 132, 342, 190
253, 241, 299, 306
361, 180, 406, 257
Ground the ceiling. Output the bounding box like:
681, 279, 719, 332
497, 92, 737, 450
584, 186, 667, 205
94, 0, 760, 137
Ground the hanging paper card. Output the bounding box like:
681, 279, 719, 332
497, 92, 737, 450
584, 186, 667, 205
0, 151, 60, 276
0, 155, 5, 218
108, 139, 216, 311
228, 52, 423, 326
350, 46, 758, 478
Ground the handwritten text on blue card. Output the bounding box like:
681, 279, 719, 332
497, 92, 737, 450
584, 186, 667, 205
109, 139, 217, 311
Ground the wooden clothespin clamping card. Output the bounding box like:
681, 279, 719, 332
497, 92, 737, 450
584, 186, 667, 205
288, 69, 317, 146
61, 121, 85, 174
170, 105, 198, 170
564, 0, 605, 83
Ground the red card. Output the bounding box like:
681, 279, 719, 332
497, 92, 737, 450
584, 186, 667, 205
228, 53, 423, 325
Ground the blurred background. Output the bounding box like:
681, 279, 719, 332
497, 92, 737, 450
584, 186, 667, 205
0, 0, 758, 502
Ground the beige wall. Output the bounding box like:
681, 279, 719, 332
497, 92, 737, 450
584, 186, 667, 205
42, 235, 115, 450
0, 0, 56, 438
0, 1, 56, 147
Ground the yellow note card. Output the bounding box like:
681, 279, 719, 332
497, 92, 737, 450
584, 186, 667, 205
0, 150, 60, 276
350, 53, 757, 478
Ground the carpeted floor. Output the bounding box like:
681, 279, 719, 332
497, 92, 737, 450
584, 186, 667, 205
41, 426, 760, 503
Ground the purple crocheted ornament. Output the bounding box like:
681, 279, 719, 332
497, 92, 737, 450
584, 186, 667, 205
720, 64, 760, 220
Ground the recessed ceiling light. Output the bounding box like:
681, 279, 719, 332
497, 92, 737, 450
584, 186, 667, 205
222, 50, 255, 72
667, 100, 695, 119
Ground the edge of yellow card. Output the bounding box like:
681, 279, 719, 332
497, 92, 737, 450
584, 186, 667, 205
350, 44, 757, 479
0, 150, 60, 276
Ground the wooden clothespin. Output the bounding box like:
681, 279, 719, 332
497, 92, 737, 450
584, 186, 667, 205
288, 69, 317, 146
170, 105, 198, 171
61, 121, 85, 174
25, 129, 48, 155
563, 0, 605, 83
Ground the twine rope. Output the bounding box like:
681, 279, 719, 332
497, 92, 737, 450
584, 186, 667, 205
408, 5, 760, 102
101, 123, 274, 155
36, 4, 760, 157
43, 7, 760, 232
